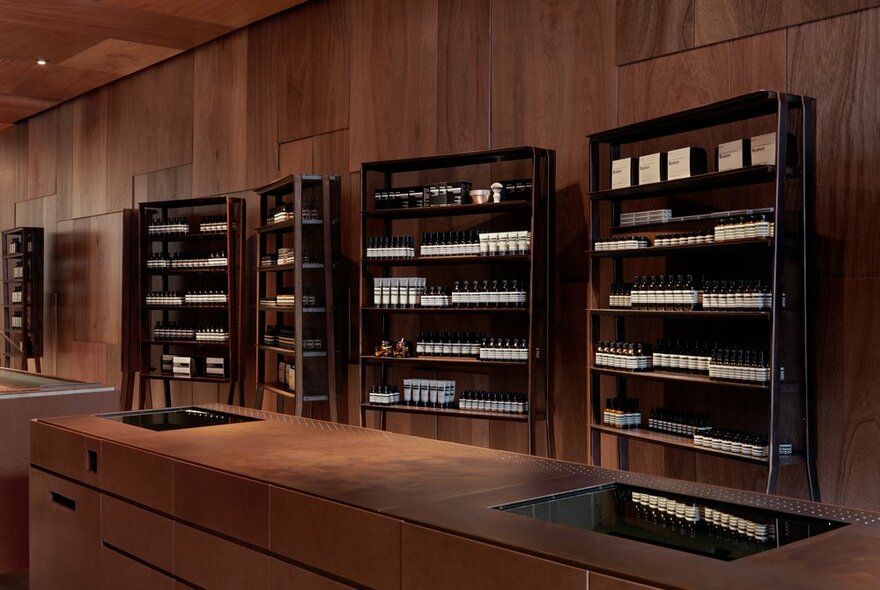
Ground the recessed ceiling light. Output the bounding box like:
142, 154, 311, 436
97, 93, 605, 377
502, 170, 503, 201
36, 58, 47, 66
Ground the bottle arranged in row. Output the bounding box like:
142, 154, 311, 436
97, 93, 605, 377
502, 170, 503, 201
199, 215, 232, 233
12, 261, 22, 278
647, 407, 712, 437
702, 280, 772, 311
652, 339, 713, 374
480, 231, 531, 256
183, 291, 228, 305
420, 286, 451, 307
702, 505, 773, 543
609, 283, 632, 308
594, 236, 649, 251
629, 491, 701, 525
417, 332, 484, 358
694, 428, 770, 458
479, 338, 529, 362
145, 291, 184, 306
368, 384, 400, 405
402, 378, 456, 407
148, 217, 188, 235
603, 397, 641, 428
147, 251, 227, 269
195, 327, 229, 342
154, 321, 196, 340
714, 214, 774, 241
654, 230, 714, 247
459, 391, 528, 414
630, 275, 700, 310
595, 341, 652, 370
11, 286, 22, 303
372, 277, 427, 308
450, 279, 527, 308
366, 236, 415, 259
11, 311, 22, 328
421, 231, 480, 257
708, 349, 769, 383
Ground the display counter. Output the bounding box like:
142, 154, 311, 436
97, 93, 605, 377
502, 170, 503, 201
0, 368, 116, 574
30, 404, 880, 589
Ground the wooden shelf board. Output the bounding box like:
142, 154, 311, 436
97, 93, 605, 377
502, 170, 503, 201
255, 219, 324, 233
143, 340, 230, 347
260, 381, 329, 401
148, 233, 230, 242
364, 201, 531, 220
363, 255, 531, 266
362, 356, 527, 368
257, 262, 325, 272
146, 268, 228, 275
590, 366, 769, 390
141, 372, 231, 383
590, 425, 771, 464
362, 306, 528, 314
258, 344, 327, 357
258, 305, 325, 313
589, 166, 776, 202
589, 238, 773, 257
590, 309, 771, 319
144, 304, 229, 310
361, 403, 529, 422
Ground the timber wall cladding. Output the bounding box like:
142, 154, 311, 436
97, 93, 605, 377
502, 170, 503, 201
0, 0, 878, 509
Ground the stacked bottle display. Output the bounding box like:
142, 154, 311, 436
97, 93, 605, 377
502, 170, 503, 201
702, 280, 772, 311
610, 276, 772, 312
402, 378, 456, 407
714, 214, 774, 241
366, 236, 415, 259
654, 230, 714, 246
708, 349, 769, 383
647, 407, 712, 437
145, 291, 227, 306
459, 391, 528, 414
12, 261, 22, 278
594, 342, 652, 370
450, 280, 527, 307
199, 215, 231, 233
421, 231, 480, 256
146, 251, 227, 269
602, 397, 641, 428
263, 325, 324, 352
11, 286, 22, 303
148, 218, 188, 235
417, 332, 484, 358
652, 340, 713, 374
478, 338, 529, 362
11, 311, 21, 328
628, 275, 700, 310
154, 322, 215, 341
594, 236, 649, 251
693, 429, 772, 458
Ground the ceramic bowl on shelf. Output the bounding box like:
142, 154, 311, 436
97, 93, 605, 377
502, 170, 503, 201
470, 189, 491, 204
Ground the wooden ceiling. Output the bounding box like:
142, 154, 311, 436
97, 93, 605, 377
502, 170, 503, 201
0, 0, 307, 130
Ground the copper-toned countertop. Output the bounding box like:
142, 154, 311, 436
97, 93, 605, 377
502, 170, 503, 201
34, 404, 880, 589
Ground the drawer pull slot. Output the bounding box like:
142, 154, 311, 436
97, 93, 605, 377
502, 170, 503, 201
50, 492, 76, 511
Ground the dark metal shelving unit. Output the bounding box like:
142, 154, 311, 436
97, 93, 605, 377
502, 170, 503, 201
253, 175, 343, 420
1, 227, 43, 371
359, 146, 555, 457
122, 196, 246, 410
587, 91, 819, 500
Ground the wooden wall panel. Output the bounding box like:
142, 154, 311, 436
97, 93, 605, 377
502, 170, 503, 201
278, 0, 351, 143
26, 109, 57, 199
349, 0, 438, 170
71, 89, 110, 219
0, 126, 27, 230
246, 15, 281, 188
618, 30, 786, 125
694, 0, 880, 46
193, 30, 248, 196
107, 54, 194, 203
617, 0, 694, 65
55, 102, 74, 221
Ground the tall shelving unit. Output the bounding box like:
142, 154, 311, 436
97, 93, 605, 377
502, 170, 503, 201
359, 147, 555, 456
131, 196, 246, 408
253, 175, 342, 420
1, 227, 43, 372
587, 91, 818, 499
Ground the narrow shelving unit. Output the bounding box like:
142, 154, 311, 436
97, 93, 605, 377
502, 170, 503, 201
1, 227, 43, 371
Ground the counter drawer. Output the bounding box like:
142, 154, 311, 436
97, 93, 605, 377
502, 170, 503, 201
271, 558, 355, 590
101, 546, 175, 590
174, 522, 269, 590
100, 442, 173, 513
29, 468, 101, 590
30, 421, 101, 487
589, 573, 661, 589
101, 495, 173, 572
269, 487, 401, 590
401, 524, 588, 590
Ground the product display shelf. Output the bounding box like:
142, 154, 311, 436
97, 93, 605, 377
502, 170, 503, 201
1, 228, 43, 371
587, 91, 818, 499
359, 146, 555, 456
124, 196, 246, 410
253, 174, 343, 420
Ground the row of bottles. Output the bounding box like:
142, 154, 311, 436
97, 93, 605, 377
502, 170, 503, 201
602, 397, 641, 428
421, 231, 480, 256
368, 384, 400, 405
146, 251, 227, 269
702, 280, 772, 310
693, 429, 771, 458
11, 311, 21, 328
647, 407, 712, 437
148, 217, 188, 235
366, 236, 415, 259
153, 322, 227, 341
610, 276, 773, 311
708, 349, 770, 383
714, 214, 774, 241
263, 325, 324, 351
12, 261, 22, 278
450, 280, 527, 307
459, 391, 529, 414
594, 236, 649, 251
199, 215, 231, 233
417, 332, 484, 358
266, 199, 322, 225
11, 285, 22, 303
654, 230, 714, 247
652, 339, 713, 374
594, 341, 653, 370
627, 275, 700, 310
479, 338, 529, 362
145, 291, 228, 306
402, 378, 457, 407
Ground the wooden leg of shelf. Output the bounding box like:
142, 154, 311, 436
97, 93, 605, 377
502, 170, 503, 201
591, 428, 601, 466
379, 409, 387, 431
766, 460, 779, 496
359, 406, 366, 428
225, 382, 235, 406
238, 379, 245, 407
34, 356, 41, 373
807, 459, 821, 502
546, 417, 555, 459
294, 390, 303, 418
329, 393, 338, 424
121, 372, 135, 411
276, 392, 285, 414
528, 418, 535, 456
137, 375, 148, 410
618, 437, 629, 471
162, 379, 171, 408
255, 385, 265, 411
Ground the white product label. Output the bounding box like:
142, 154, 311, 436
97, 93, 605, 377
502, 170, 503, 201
611, 158, 634, 189
718, 139, 747, 172
751, 132, 776, 165
667, 147, 695, 180
638, 153, 663, 184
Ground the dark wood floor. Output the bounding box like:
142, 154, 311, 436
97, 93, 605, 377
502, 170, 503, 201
0, 572, 28, 589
